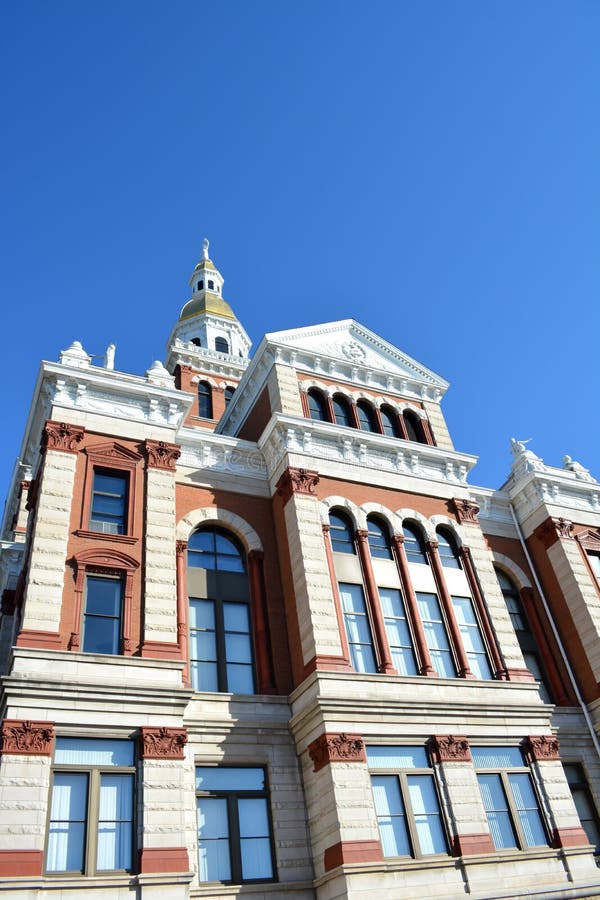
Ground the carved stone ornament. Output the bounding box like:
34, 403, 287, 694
1, 720, 54, 756
430, 734, 471, 764
145, 439, 181, 471
140, 726, 188, 759
525, 735, 560, 762
308, 732, 366, 772
277, 467, 320, 504
175, 540, 188, 557
452, 498, 480, 525
536, 517, 574, 548
42, 421, 85, 454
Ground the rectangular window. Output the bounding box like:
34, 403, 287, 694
472, 746, 548, 850
47, 738, 134, 875
196, 766, 275, 883
379, 587, 417, 676
189, 598, 254, 694
416, 592, 455, 677
90, 470, 128, 535
367, 746, 448, 858
451, 596, 492, 680
339, 582, 377, 673
564, 764, 600, 852
83, 575, 123, 655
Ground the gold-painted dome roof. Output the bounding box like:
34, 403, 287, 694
193, 257, 218, 272
179, 292, 236, 321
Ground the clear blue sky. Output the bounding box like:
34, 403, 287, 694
2, 1, 599, 506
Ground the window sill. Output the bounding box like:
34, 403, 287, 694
74, 529, 138, 545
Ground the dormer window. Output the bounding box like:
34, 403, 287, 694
197, 280, 203, 291
208, 279, 215, 291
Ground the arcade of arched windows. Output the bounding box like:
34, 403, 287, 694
300, 382, 435, 445
321, 501, 507, 682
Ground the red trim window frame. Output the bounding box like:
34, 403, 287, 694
78, 443, 142, 543
69, 548, 139, 655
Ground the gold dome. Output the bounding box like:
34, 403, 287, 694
179, 292, 236, 321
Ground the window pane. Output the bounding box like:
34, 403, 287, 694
436, 531, 461, 569
223, 603, 249, 632
47, 773, 88, 872
238, 798, 273, 879
307, 390, 328, 421
85, 577, 122, 616
190, 599, 218, 692
329, 512, 355, 554
197, 798, 231, 881
478, 774, 518, 849
226, 663, 254, 693
472, 747, 524, 768
55, 738, 134, 767
191, 660, 219, 692
339, 583, 377, 673
403, 526, 428, 564
357, 402, 377, 432
371, 776, 411, 856
407, 775, 447, 854
196, 767, 265, 792
379, 588, 417, 676
367, 746, 429, 769
367, 519, 392, 559
225, 632, 252, 665
508, 773, 547, 847
332, 396, 353, 427
83, 613, 121, 655
97, 774, 133, 870
189, 598, 215, 630
380, 407, 399, 438
91, 472, 127, 533
416, 593, 455, 677
451, 596, 492, 680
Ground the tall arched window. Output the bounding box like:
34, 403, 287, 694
215, 337, 229, 354
187, 527, 254, 694
436, 528, 461, 569
307, 389, 329, 422
332, 394, 354, 428
198, 381, 213, 419
357, 400, 378, 433
404, 411, 424, 443
224, 386, 236, 407
495, 568, 551, 702
329, 510, 355, 554
367, 516, 393, 559
380, 405, 400, 438
402, 523, 428, 565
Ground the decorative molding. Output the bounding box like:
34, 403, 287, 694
277, 467, 320, 504
308, 732, 366, 772
535, 517, 574, 549
176, 539, 188, 557
145, 439, 181, 471
576, 529, 600, 551
452, 498, 480, 525
42, 420, 84, 454
1, 719, 54, 756
524, 735, 560, 762
140, 726, 188, 759
430, 734, 471, 763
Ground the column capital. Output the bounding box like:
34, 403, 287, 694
175, 539, 188, 557
1, 719, 54, 756
535, 517, 574, 548
144, 439, 181, 471
140, 726, 188, 759
452, 498, 480, 525
42, 420, 85, 454
429, 734, 471, 764
524, 734, 560, 763
308, 732, 366, 772
276, 467, 319, 504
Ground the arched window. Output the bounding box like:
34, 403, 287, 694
402, 523, 428, 565
495, 568, 551, 702
215, 337, 229, 354
208, 279, 215, 291
329, 510, 355, 554
367, 516, 393, 559
196, 280, 204, 291
187, 527, 254, 694
307, 389, 329, 422
224, 386, 235, 407
198, 381, 213, 419
357, 400, 378, 433
436, 528, 461, 569
380, 405, 400, 438
191, 337, 202, 347
332, 394, 354, 428
404, 411, 424, 443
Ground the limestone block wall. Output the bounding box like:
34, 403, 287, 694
21, 448, 77, 635
141, 755, 195, 863
0, 752, 51, 859
436, 759, 490, 848
548, 538, 600, 681
422, 399, 454, 451
143, 466, 178, 645
283, 493, 344, 666
268, 363, 304, 417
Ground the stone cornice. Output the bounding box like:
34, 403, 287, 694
506, 464, 600, 523
177, 427, 267, 481
165, 336, 250, 380
259, 414, 478, 488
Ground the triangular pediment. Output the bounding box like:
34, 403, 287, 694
265, 319, 448, 390
85, 442, 142, 463
577, 529, 600, 550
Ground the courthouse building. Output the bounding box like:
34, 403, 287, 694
2, 241, 600, 899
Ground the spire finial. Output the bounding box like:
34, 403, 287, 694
202, 237, 210, 261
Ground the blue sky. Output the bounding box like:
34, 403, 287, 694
1, 1, 599, 505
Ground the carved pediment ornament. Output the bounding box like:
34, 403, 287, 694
140, 726, 188, 759
277, 467, 320, 504
430, 734, 471, 763
452, 498, 480, 525
525, 735, 560, 762
1, 719, 54, 756
86, 441, 142, 463
576, 529, 600, 551
42, 421, 85, 454
308, 732, 365, 772
145, 439, 181, 471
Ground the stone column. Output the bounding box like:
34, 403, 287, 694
0, 719, 54, 876
247, 550, 276, 694
141, 440, 180, 658
18, 421, 83, 648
